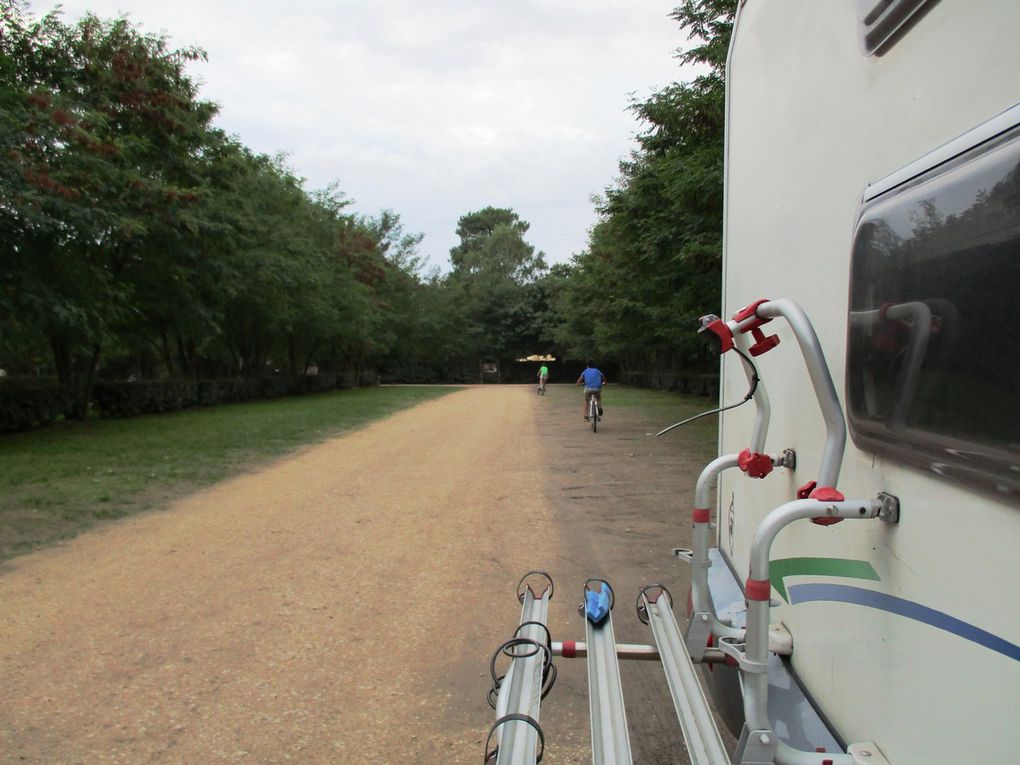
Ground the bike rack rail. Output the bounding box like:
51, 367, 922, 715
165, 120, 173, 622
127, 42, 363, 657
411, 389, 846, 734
485, 571, 555, 765
639, 585, 730, 765
581, 580, 633, 764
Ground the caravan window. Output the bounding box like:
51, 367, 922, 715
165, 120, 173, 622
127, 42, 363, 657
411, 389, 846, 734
847, 126, 1020, 502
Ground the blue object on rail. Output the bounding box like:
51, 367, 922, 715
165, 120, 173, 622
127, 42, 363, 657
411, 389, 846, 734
585, 584, 612, 625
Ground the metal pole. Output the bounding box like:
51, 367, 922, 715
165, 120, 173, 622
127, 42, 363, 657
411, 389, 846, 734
742, 498, 882, 737
753, 299, 846, 489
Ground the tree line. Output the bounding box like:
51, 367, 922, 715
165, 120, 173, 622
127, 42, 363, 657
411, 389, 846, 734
550, 1, 734, 386
1, 0, 735, 421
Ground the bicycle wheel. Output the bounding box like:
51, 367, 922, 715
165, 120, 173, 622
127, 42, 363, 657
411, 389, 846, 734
590, 399, 598, 432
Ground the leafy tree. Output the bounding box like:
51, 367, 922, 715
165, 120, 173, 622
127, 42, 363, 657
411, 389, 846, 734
551, 0, 737, 380
446, 206, 548, 360
0, 3, 216, 411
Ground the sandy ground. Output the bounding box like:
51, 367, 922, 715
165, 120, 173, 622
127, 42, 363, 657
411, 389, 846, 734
0, 385, 724, 764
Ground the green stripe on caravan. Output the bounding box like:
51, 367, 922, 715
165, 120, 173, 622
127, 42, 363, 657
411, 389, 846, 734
770, 558, 880, 602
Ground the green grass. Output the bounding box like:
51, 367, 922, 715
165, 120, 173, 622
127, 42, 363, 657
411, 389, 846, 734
547, 383, 720, 457
605, 385, 719, 434
0, 385, 458, 559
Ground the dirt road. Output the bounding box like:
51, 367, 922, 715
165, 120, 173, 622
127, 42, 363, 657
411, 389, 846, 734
0, 385, 719, 763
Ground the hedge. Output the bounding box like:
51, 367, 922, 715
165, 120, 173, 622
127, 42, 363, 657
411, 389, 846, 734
0, 379, 75, 432
0, 373, 374, 432
617, 370, 719, 398
379, 360, 479, 384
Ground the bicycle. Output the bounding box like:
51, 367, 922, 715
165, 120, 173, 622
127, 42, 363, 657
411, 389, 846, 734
587, 391, 602, 432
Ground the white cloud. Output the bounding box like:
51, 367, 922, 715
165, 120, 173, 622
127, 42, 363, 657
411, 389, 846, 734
38, 0, 697, 269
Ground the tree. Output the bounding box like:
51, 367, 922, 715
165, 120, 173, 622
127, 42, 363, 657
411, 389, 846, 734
446, 207, 548, 360
0, 3, 217, 411
550, 1, 737, 380
1, 1, 473, 411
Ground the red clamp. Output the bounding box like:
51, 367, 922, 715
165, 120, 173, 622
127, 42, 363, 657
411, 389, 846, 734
809, 486, 845, 525
738, 448, 774, 479
732, 299, 780, 356
732, 299, 771, 328
699, 315, 734, 354
796, 480, 817, 499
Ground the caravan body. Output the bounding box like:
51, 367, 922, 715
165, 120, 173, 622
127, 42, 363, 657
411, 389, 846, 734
716, 1, 1020, 763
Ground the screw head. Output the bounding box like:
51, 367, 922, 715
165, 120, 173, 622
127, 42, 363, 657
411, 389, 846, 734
759, 733, 770, 745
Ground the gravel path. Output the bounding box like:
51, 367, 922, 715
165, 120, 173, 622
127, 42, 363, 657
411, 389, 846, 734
0, 385, 721, 764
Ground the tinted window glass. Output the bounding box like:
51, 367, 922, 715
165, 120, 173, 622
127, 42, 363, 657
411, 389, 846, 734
847, 130, 1020, 501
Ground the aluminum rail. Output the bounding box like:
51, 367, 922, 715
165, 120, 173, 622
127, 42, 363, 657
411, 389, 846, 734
735, 332, 771, 453
641, 591, 730, 765
731, 299, 846, 488
687, 331, 776, 646
494, 586, 551, 765
688, 457, 794, 655
736, 497, 883, 765
689, 454, 744, 645
553, 641, 661, 661
687, 335, 790, 653
553, 641, 735, 665
585, 607, 633, 764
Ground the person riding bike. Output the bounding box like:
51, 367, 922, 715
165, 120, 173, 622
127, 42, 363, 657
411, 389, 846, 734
576, 359, 606, 420
538, 363, 549, 393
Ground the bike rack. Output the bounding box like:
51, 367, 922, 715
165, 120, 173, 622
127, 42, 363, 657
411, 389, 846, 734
485, 300, 896, 765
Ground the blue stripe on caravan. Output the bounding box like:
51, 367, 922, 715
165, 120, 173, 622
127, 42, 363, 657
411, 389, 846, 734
788, 583, 1020, 662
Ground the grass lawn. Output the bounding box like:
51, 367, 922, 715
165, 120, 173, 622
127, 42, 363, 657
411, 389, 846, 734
601, 384, 720, 451
0, 385, 458, 559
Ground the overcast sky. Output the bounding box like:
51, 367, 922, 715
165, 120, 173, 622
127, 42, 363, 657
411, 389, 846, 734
39, 1, 696, 272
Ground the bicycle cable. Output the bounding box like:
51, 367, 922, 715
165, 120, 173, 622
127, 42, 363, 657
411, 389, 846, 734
653, 346, 760, 437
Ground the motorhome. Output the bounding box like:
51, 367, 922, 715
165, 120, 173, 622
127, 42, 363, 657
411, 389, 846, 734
710, 1, 1020, 763
487, 2, 1020, 763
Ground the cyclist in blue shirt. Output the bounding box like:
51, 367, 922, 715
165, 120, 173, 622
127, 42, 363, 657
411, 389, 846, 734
576, 359, 606, 420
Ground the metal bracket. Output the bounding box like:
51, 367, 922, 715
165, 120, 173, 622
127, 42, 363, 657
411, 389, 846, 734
673, 547, 694, 564
683, 611, 713, 662
877, 491, 900, 524
775, 448, 797, 470
717, 636, 769, 674
734, 726, 779, 765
